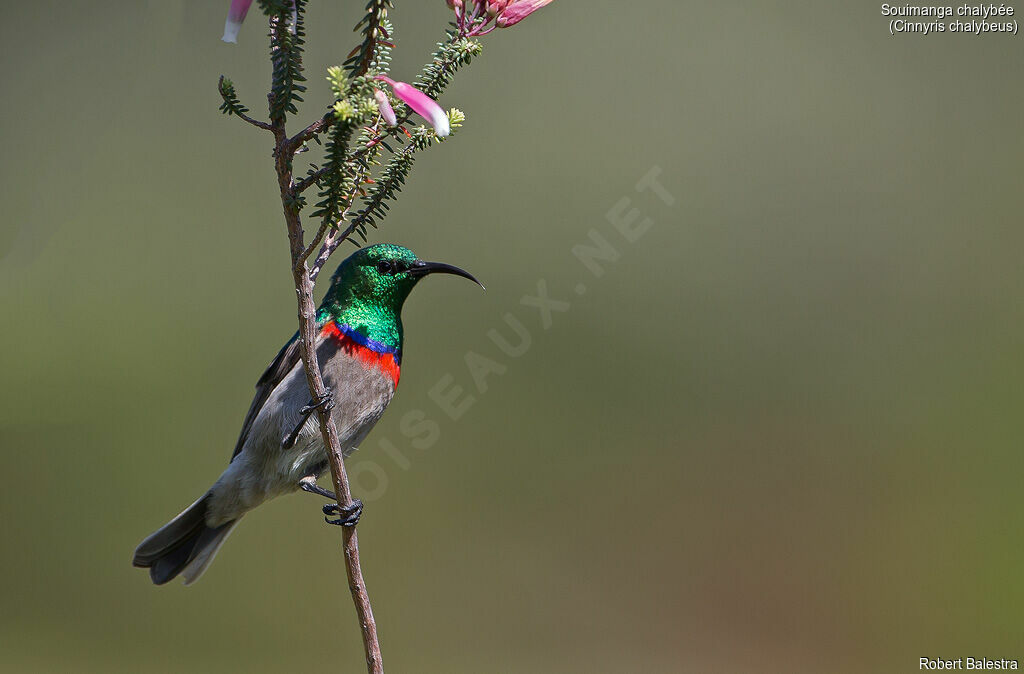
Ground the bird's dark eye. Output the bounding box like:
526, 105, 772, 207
376, 259, 409, 275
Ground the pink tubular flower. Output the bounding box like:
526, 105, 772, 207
496, 0, 556, 28
222, 0, 253, 43
373, 89, 398, 126
374, 76, 449, 137
448, 0, 554, 35
223, 0, 296, 43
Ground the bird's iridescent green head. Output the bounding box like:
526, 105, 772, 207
319, 243, 482, 352
327, 244, 420, 308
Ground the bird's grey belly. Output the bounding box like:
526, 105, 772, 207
207, 338, 395, 524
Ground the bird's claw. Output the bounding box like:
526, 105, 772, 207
323, 499, 363, 527
282, 392, 335, 450
301, 390, 335, 415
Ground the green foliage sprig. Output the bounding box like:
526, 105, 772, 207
416, 34, 483, 98
345, 0, 394, 78
310, 118, 358, 226
217, 76, 249, 117
349, 109, 465, 242
261, 0, 308, 125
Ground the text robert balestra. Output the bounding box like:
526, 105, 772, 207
921, 657, 1019, 670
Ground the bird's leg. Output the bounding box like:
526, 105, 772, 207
299, 477, 361, 526
324, 499, 363, 527
298, 478, 337, 500
281, 391, 335, 450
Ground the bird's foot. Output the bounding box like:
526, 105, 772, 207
301, 390, 335, 416
282, 391, 336, 450
323, 499, 363, 527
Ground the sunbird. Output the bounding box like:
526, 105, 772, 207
133, 244, 481, 585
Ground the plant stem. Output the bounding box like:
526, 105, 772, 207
272, 107, 384, 674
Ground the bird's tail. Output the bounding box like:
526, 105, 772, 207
132, 494, 240, 585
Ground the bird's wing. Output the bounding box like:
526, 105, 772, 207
230, 332, 301, 461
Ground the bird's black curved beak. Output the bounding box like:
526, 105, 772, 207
408, 260, 484, 289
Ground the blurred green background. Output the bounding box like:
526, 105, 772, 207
2, 1, 1023, 672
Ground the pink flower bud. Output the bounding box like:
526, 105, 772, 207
373, 89, 398, 126
222, 0, 253, 43
487, 0, 510, 17
374, 76, 450, 137
496, 0, 555, 28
